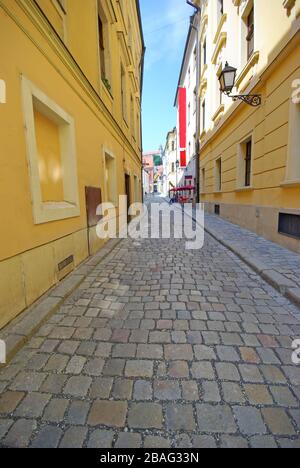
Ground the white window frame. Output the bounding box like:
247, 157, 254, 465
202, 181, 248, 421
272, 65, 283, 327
21, 76, 80, 225
236, 133, 253, 189
284, 96, 300, 185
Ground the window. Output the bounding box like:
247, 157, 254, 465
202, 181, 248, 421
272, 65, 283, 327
215, 158, 222, 191
279, 213, 300, 239
193, 88, 197, 114
121, 63, 127, 121
201, 168, 206, 192
21, 76, 79, 224
218, 0, 224, 16
171, 141, 175, 152
237, 136, 253, 188
202, 100, 206, 132
188, 103, 191, 125
245, 140, 252, 187
188, 67, 191, 87
130, 94, 135, 138
104, 151, 117, 205
98, 16, 105, 80
246, 7, 254, 60
171, 162, 175, 173
193, 46, 197, 70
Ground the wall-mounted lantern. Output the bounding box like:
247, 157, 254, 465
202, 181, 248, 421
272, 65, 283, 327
219, 62, 261, 107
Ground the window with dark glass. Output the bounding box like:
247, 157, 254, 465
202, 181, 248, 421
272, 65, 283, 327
98, 16, 106, 80
246, 7, 254, 60
245, 139, 252, 186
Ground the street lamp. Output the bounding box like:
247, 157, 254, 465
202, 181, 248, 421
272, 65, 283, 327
219, 62, 262, 107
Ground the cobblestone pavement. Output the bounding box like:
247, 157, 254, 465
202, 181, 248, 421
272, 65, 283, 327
0, 199, 300, 448
204, 213, 300, 290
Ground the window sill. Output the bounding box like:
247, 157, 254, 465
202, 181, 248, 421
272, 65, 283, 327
236, 186, 254, 192
281, 179, 300, 188
213, 14, 227, 45
101, 80, 113, 100
212, 104, 225, 123
213, 190, 222, 194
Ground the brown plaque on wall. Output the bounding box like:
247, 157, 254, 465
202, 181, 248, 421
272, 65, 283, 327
85, 186, 102, 228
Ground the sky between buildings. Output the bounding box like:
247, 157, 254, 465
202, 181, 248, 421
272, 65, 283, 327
140, 0, 192, 152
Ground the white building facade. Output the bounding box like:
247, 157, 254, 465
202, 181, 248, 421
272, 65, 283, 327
174, 18, 199, 190
162, 128, 177, 196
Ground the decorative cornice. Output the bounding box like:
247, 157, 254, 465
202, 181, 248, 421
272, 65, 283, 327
212, 104, 225, 123
118, 31, 131, 66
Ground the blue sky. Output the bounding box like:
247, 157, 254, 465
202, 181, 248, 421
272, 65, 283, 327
140, 0, 191, 152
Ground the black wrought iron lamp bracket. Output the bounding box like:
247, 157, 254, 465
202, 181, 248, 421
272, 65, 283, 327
225, 92, 262, 107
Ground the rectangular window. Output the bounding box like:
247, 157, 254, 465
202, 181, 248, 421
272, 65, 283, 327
193, 47, 197, 70
121, 64, 127, 121
237, 136, 253, 188
201, 167, 206, 192
188, 103, 191, 125
193, 88, 197, 114
171, 162, 175, 173
279, 213, 300, 240
285, 96, 300, 183
98, 16, 106, 81
215, 158, 222, 191
202, 100, 206, 132
245, 140, 252, 187
246, 7, 254, 60
130, 94, 135, 138
134, 175, 139, 202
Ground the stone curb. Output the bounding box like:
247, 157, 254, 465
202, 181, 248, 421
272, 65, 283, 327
0, 238, 122, 367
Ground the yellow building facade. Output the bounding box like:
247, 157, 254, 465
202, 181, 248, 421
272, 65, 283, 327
198, 0, 300, 252
0, 0, 144, 329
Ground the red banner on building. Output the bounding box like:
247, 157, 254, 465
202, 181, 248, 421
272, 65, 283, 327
178, 87, 187, 168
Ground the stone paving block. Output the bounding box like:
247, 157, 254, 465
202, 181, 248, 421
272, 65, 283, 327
164, 344, 193, 361
15, 393, 51, 418
239, 365, 264, 383
115, 432, 142, 448
191, 362, 215, 380
216, 363, 240, 382
186, 331, 202, 344
168, 361, 189, 378
42, 398, 69, 422
166, 404, 196, 431
249, 435, 277, 449
4, 419, 37, 448
194, 345, 216, 361
0, 419, 14, 440
31, 426, 63, 448
40, 374, 68, 394
102, 359, 125, 377
76, 341, 97, 356
0, 391, 25, 414
67, 401, 90, 425
233, 406, 267, 435
192, 435, 217, 448
57, 340, 80, 355
262, 408, 296, 435
144, 436, 171, 448
89, 377, 113, 399
202, 380, 221, 402
269, 386, 298, 407
65, 356, 86, 375
202, 331, 220, 345
282, 366, 300, 386
88, 400, 127, 427
112, 344, 136, 358
216, 345, 240, 362
196, 404, 237, 434
112, 378, 133, 400
133, 380, 153, 400
59, 426, 88, 448
27, 353, 50, 370
84, 358, 105, 376
95, 343, 113, 358
239, 347, 260, 364
87, 430, 115, 448
222, 382, 245, 403
63, 376, 92, 397
182, 380, 199, 401
125, 360, 153, 378
244, 384, 273, 405
260, 365, 287, 384
149, 331, 171, 343
220, 436, 249, 449
128, 403, 163, 429
136, 344, 163, 359
154, 380, 181, 400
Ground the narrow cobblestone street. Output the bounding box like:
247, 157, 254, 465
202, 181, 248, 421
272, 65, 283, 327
0, 198, 300, 448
